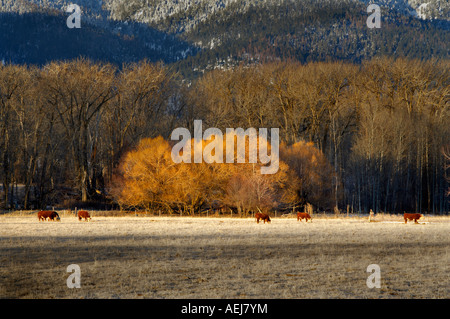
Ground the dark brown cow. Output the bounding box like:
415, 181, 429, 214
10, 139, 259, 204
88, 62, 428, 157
38, 210, 60, 222
255, 212, 271, 224
297, 212, 312, 222
404, 213, 422, 224
77, 210, 91, 221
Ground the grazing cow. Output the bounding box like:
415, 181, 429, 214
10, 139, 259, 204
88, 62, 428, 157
38, 210, 60, 222
77, 210, 91, 221
297, 212, 312, 222
404, 213, 422, 224
255, 212, 271, 224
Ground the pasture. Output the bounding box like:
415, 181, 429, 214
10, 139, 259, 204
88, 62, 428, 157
0, 213, 448, 299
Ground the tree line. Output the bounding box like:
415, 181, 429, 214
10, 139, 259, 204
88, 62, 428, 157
0, 57, 448, 214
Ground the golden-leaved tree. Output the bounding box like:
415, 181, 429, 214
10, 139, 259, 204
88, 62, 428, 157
111, 135, 228, 214
110, 136, 179, 211
111, 131, 297, 214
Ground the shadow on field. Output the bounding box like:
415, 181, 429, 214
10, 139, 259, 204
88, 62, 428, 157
1, 232, 448, 298
2, 236, 447, 265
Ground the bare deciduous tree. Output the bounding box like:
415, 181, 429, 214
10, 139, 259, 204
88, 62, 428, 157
41, 59, 116, 202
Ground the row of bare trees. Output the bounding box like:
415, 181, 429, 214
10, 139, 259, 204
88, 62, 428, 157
0, 59, 182, 209
0, 57, 448, 213
184, 58, 449, 214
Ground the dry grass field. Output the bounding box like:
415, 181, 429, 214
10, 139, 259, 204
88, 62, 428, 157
0, 212, 448, 299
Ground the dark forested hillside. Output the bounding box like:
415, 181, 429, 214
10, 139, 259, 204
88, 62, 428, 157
173, 0, 449, 77
0, 1, 448, 72
0, 11, 198, 65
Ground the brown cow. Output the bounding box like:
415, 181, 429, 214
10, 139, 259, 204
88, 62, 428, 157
404, 213, 422, 224
255, 212, 271, 224
77, 210, 91, 221
297, 212, 312, 222
38, 210, 60, 222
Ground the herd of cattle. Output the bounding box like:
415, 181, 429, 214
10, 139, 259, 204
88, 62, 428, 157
37, 210, 90, 222
254, 212, 312, 223
37, 210, 423, 224
254, 212, 423, 224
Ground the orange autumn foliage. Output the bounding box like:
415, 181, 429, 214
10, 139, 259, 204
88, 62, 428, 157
111, 135, 335, 214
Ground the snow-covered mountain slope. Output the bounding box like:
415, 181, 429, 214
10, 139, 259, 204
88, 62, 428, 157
1, 0, 448, 29
1, 0, 448, 73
